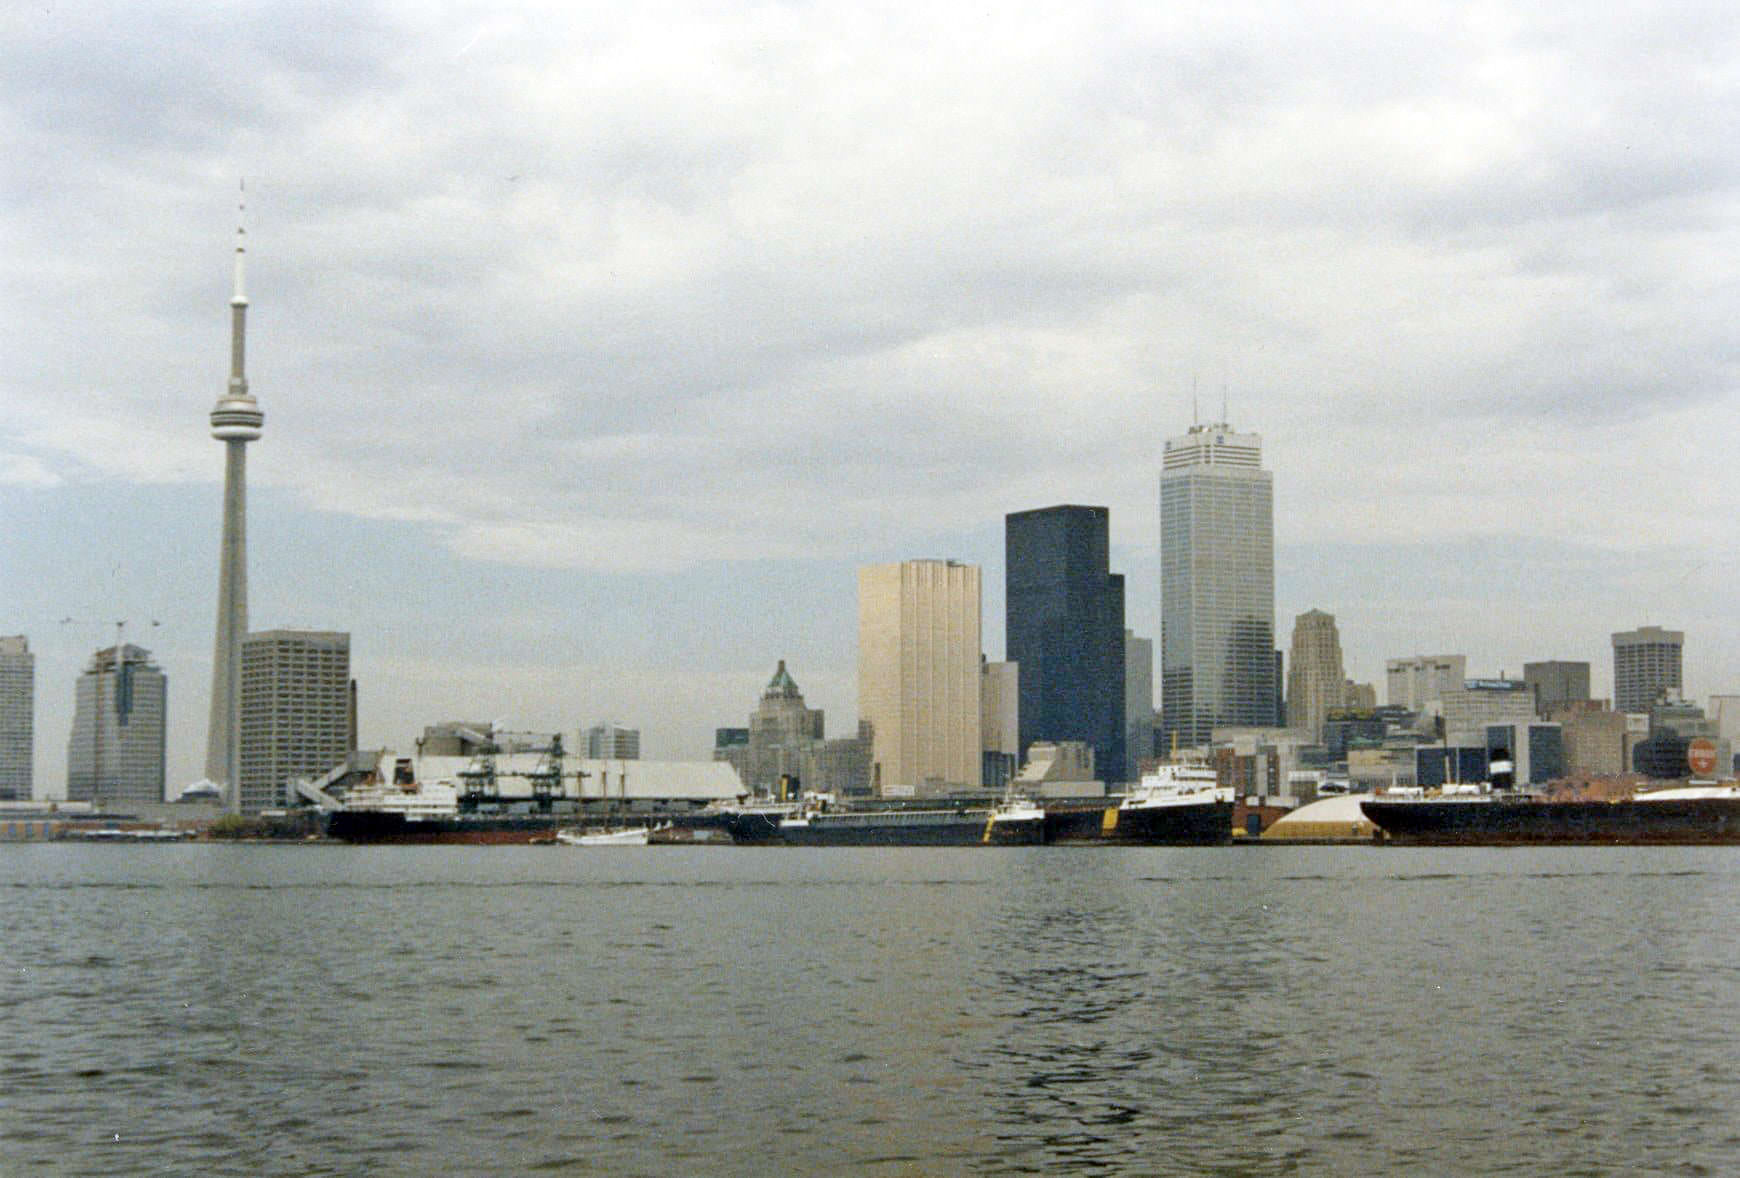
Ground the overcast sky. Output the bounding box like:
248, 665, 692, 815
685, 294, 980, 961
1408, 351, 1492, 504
4, 0, 1737, 794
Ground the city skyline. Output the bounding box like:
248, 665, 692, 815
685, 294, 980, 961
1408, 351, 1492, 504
5, 2, 1738, 793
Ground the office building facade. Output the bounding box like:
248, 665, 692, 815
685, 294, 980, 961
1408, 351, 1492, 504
858, 560, 982, 793
1612, 626, 1683, 714
1160, 422, 1276, 747
1005, 506, 1127, 783
585, 722, 642, 760
1442, 679, 1537, 747
239, 629, 353, 814
1286, 609, 1347, 740
981, 658, 1020, 788
67, 644, 167, 805
1523, 661, 1590, 715
1124, 630, 1154, 770
718, 661, 870, 796
1386, 655, 1467, 713
744, 660, 823, 791
0, 636, 32, 800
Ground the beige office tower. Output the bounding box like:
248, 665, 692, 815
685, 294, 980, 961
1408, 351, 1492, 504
981, 658, 1020, 787
1286, 609, 1347, 740
858, 560, 982, 794
239, 630, 353, 813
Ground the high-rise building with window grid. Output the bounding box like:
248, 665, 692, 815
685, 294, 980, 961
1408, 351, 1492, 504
1160, 422, 1276, 748
858, 560, 982, 793
585, 722, 642, 760
239, 630, 353, 813
1005, 505, 1127, 784
67, 644, 166, 805
1612, 626, 1683, 715
1, 636, 35, 800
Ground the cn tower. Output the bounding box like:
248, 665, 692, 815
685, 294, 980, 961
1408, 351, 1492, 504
204, 190, 264, 811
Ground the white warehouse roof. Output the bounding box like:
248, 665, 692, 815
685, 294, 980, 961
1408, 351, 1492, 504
405, 753, 744, 802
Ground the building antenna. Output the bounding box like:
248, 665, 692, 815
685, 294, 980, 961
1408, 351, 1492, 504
1191, 374, 1199, 426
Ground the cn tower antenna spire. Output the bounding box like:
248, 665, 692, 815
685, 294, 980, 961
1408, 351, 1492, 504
233, 179, 247, 305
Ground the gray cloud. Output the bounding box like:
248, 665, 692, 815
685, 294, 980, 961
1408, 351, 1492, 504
6, 0, 1738, 782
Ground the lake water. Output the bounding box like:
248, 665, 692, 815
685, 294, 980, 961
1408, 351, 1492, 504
4, 844, 1739, 1176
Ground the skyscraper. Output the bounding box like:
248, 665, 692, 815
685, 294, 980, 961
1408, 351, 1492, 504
1612, 626, 1683, 714
716, 661, 870, 796
1159, 421, 1276, 747
1124, 630, 1154, 770
981, 658, 1020, 788
239, 630, 351, 814
0, 636, 33, 800
858, 560, 982, 793
68, 645, 167, 805
1005, 505, 1127, 783
205, 198, 265, 811
1286, 609, 1347, 740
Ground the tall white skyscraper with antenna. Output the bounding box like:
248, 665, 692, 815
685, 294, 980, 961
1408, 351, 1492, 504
204, 189, 264, 811
1159, 419, 1276, 748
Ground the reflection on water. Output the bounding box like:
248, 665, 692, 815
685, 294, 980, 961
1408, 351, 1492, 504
4, 845, 1740, 1175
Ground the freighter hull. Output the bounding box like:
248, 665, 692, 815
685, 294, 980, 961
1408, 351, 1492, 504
776, 811, 996, 846
1042, 800, 1232, 845
326, 810, 568, 845
1361, 797, 1740, 845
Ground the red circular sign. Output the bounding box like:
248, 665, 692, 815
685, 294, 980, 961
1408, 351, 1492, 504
1688, 738, 1718, 776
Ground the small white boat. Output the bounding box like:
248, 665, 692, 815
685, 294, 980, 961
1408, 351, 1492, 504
555, 825, 652, 846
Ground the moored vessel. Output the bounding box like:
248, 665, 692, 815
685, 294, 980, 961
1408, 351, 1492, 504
1360, 762, 1740, 845
555, 824, 660, 846
982, 796, 1045, 845
773, 794, 997, 846
326, 779, 576, 845
1041, 762, 1233, 845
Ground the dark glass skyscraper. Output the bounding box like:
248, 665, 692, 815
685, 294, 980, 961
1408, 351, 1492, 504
1005, 505, 1127, 783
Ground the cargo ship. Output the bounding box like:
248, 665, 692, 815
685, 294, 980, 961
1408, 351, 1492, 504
325, 780, 579, 844
1360, 777, 1740, 845
759, 763, 1232, 848
772, 795, 1001, 846
1040, 763, 1233, 845
695, 798, 798, 844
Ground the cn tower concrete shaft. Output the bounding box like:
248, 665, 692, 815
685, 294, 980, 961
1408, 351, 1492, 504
204, 212, 263, 812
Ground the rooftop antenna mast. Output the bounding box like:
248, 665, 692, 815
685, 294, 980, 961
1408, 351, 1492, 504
1191, 374, 1199, 426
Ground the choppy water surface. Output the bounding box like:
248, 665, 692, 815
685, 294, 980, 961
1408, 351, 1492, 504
4, 844, 1740, 1176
